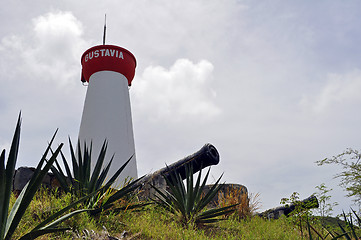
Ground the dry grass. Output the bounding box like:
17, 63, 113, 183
217, 186, 261, 219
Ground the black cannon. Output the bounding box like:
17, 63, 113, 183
258, 195, 319, 219
138, 143, 220, 198
152, 143, 219, 180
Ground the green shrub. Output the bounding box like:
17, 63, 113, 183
51, 138, 145, 215
0, 114, 92, 240
152, 165, 236, 228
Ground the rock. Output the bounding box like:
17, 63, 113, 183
13, 167, 35, 194
13, 166, 57, 195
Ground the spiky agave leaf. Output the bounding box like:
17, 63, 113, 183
163, 170, 187, 216
69, 138, 79, 189
196, 205, 237, 222
90, 174, 145, 215
95, 156, 113, 191
340, 209, 361, 240
0, 114, 21, 240
337, 221, 351, 240
88, 140, 108, 194
48, 150, 71, 193
0, 114, 107, 240
0, 114, 22, 240
51, 139, 144, 213
189, 166, 237, 225
19, 184, 113, 240
18, 228, 70, 240
85, 153, 138, 209
2, 115, 129, 240
51, 140, 108, 197
5, 134, 63, 239
306, 217, 313, 240
0, 114, 92, 240
151, 183, 178, 213
152, 167, 195, 218
0, 150, 6, 239
152, 164, 236, 227
351, 208, 361, 227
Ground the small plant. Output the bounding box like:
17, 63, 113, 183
317, 148, 361, 207
304, 217, 330, 240
280, 192, 318, 238
335, 209, 361, 239
279, 193, 337, 240
314, 183, 338, 218
50, 138, 144, 215
152, 165, 236, 228
0, 114, 94, 240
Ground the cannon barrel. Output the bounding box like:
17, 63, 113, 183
258, 195, 319, 219
158, 143, 219, 180
138, 143, 220, 198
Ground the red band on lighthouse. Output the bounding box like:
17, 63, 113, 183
81, 45, 137, 86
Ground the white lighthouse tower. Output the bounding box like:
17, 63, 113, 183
78, 44, 138, 186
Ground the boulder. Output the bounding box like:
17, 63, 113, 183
13, 166, 56, 196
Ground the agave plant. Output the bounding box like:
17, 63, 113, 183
0, 114, 95, 240
152, 164, 237, 228
334, 209, 361, 239
302, 209, 361, 240
50, 138, 144, 214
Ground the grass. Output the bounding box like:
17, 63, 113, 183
8, 186, 360, 240
151, 166, 237, 228
9, 189, 93, 240
7, 185, 360, 240
8, 188, 309, 240
218, 185, 261, 220
1, 115, 99, 240
123, 208, 304, 240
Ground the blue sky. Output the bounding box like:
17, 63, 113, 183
1, 1, 361, 214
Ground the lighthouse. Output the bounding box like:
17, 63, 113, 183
78, 44, 138, 186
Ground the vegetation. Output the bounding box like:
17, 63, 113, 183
9, 189, 306, 239
4, 114, 361, 239
0, 115, 95, 240
218, 186, 261, 220
9, 187, 361, 240
280, 192, 317, 238
151, 165, 237, 228
317, 148, 361, 207
50, 139, 144, 215
336, 209, 361, 239
314, 183, 338, 218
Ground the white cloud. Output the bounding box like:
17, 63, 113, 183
131, 59, 220, 122
0, 11, 88, 90
300, 69, 361, 113
31, 11, 84, 61
0, 11, 89, 167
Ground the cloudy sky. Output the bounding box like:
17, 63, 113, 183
1, 1, 361, 214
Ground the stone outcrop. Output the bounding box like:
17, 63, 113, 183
12, 166, 60, 195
